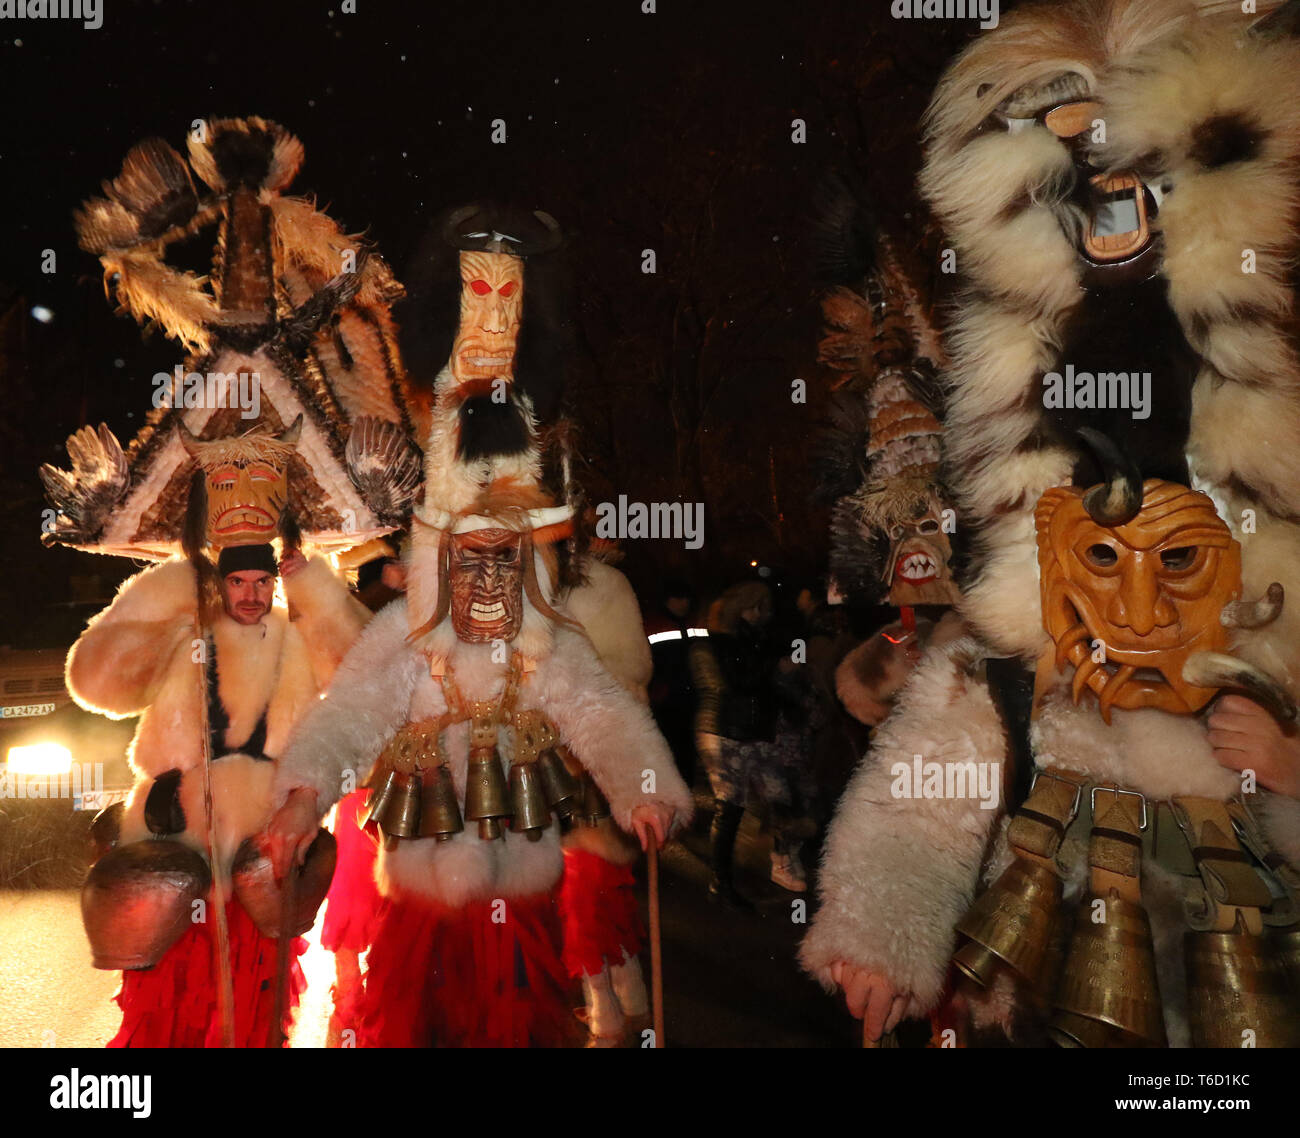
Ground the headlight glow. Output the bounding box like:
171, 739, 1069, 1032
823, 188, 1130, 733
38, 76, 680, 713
6, 742, 73, 775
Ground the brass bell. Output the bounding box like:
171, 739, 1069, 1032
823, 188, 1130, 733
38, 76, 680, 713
464, 747, 511, 840
952, 857, 1063, 991
580, 773, 612, 825
1048, 894, 1166, 1048
419, 764, 464, 842
538, 747, 581, 818
509, 762, 552, 841
1185, 920, 1300, 1048
361, 769, 400, 835
375, 770, 422, 840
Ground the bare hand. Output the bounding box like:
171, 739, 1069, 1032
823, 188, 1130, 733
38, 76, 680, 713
630, 803, 675, 852
279, 549, 308, 578
267, 788, 320, 880
828, 960, 910, 1041
1208, 694, 1300, 799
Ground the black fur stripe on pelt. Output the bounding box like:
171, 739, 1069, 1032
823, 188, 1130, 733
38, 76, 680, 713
809, 172, 878, 289
456, 393, 531, 461
208, 123, 279, 189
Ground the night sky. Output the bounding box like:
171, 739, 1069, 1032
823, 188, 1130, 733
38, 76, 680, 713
0, 0, 976, 646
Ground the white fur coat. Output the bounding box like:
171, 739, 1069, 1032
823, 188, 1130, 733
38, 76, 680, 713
67, 555, 369, 867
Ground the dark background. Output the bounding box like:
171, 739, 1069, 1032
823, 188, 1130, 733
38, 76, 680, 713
0, 0, 976, 646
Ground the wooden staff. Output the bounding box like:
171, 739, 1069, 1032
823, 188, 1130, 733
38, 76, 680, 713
863, 1021, 899, 1048
266, 851, 298, 1048
647, 831, 665, 1047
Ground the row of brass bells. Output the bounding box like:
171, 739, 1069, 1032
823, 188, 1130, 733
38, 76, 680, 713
465, 746, 511, 840
1185, 916, 1300, 1048
1048, 893, 1166, 1047
952, 857, 1063, 994
509, 761, 551, 841
81, 839, 212, 970
232, 828, 338, 938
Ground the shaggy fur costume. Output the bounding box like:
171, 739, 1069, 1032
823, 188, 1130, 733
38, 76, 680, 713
67, 554, 369, 868
274, 599, 692, 908
803, 0, 1300, 1046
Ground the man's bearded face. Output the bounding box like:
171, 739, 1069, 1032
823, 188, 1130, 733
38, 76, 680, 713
1037, 480, 1241, 721
885, 497, 961, 607
449, 528, 524, 643
450, 251, 524, 385
203, 457, 289, 547
220, 570, 275, 626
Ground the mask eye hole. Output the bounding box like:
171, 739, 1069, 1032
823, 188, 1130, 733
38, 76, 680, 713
498, 280, 518, 298
1086, 543, 1118, 568
468, 279, 491, 296
918, 519, 939, 535
889, 524, 905, 540
1160, 546, 1197, 571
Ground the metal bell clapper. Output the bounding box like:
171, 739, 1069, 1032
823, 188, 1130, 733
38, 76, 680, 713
464, 747, 511, 841
952, 857, 1064, 991
1048, 893, 1167, 1047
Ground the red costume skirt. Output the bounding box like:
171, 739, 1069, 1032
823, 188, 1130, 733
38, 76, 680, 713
558, 849, 645, 978
354, 890, 579, 1048
321, 789, 382, 954
108, 898, 306, 1048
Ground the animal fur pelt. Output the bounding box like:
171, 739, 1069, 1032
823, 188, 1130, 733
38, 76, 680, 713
66, 555, 368, 871
273, 600, 692, 908
922, 0, 1300, 688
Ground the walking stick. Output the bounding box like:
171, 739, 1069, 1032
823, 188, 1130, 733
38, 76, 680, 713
863, 1021, 899, 1048
266, 853, 298, 1048
647, 831, 665, 1047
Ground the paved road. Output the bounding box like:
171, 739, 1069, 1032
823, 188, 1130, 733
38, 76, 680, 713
0, 796, 856, 1049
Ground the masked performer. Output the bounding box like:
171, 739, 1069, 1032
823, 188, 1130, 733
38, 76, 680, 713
267, 214, 692, 1047
802, 0, 1300, 1048
812, 181, 964, 729
47, 117, 406, 1047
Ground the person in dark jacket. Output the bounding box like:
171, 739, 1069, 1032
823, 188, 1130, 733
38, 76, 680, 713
690, 580, 779, 910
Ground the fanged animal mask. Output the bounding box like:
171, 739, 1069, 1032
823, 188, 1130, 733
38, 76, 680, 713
1036, 479, 1241, 721
181, 417, 301, 548
449, 527, 525, 643
450, 251, 524, 385
885, 494, 961, 607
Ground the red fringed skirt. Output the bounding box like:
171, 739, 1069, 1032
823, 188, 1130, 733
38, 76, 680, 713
353, 890, 579, 1048
321, 789, 382, 954
108, 898, 306, 1048
558, 848, 645, 979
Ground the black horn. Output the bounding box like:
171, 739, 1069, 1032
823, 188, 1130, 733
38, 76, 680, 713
1076, 426, 1143, 526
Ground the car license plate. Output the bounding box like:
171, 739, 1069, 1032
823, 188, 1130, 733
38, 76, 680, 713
1, 703, 56, 718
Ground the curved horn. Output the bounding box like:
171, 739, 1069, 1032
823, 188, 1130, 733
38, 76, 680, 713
176, 420, 201, 457
1249, 0, 1300, 41
527, 210, 563, 254
1076, 426, 1143, 526
277, 413, 303, 448
441, 204, 482, 249
1183, 651, 1297, 723
1220, 583, 1285, 630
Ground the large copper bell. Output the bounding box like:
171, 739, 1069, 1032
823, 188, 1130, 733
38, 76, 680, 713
418, 764, 464, 842
1048, 894, 1166, 1047
374, 770, 422, 840
952, 857, 1063, 991
231, 828, 338, 938
1185, 920, 1300, 1048
509, 762, 552, 841
1274, 925, 1300, 994
538, 747, 581, 819
579, 772, 612, 824
465, 747, 511, 840
81, 839, 212, 970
